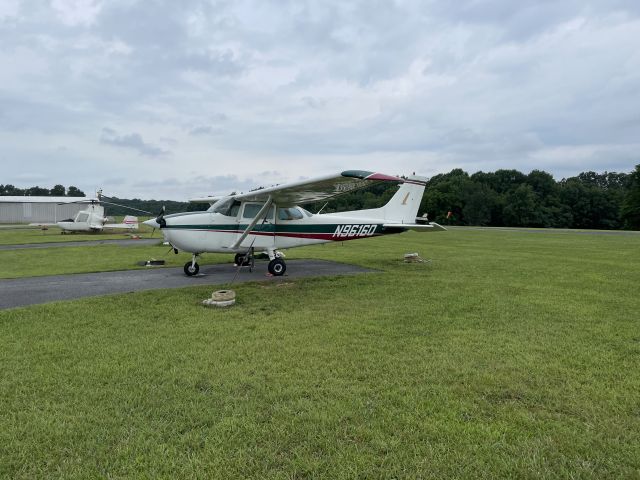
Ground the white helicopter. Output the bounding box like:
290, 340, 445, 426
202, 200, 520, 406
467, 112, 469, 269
144, 170, 445, 276
55, 191, 150, 233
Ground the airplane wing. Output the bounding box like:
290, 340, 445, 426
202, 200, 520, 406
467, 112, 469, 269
382, 222, 447, 232
229, 170, 404, 205
189, 196, 223, 205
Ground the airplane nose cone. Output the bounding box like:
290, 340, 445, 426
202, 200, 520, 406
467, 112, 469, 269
143, 218, 159, 228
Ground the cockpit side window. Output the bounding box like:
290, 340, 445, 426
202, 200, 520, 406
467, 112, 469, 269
278, 207, 304, 220
229, 203, 241, 217
242, 203, 275, 220
76, 213, 89, 223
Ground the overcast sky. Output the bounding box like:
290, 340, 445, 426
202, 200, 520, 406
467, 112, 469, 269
1, 0, 639, 199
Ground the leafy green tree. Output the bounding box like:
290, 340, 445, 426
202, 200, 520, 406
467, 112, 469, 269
576, 171, 628, 190
526, 170, 556, 198
26, 186, 50, 196
67, 186, 85, 197
462, 182, 497, 226
621, 164, 640, 230
560, 177, 622, 229
50, 184, 66, 196
421, 169, 471, 224
503, 184, 543, 227
476, 169, 527, 194
0, 184, 25, 195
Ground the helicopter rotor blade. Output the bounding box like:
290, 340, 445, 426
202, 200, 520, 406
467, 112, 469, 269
99, 200, 154, 215
57, 199, 96, 206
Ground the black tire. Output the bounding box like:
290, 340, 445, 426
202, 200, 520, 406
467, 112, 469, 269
184, 261, 199, 276
234, 253, 251, 266
268, 258, 286, 276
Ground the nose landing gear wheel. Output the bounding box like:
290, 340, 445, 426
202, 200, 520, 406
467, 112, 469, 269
268, 258, 286, 276
184, 261, 200, 276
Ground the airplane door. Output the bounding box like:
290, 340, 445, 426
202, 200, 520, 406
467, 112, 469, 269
237, 202, 275, 249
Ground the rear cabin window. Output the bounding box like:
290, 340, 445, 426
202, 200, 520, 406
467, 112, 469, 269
278, 207, 304, 220
242, 204, 275, 220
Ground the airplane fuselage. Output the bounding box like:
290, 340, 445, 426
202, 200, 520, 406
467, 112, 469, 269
56, 221, 101, 232
159, 209, 401, 254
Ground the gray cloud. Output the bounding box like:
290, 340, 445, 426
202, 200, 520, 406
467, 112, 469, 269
131, 173, 281, 200
1, 0, 639, 199
100, 128, 169, 157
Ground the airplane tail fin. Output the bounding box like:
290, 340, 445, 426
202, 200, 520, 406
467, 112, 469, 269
322, 174, 429, 223
379, 175, 427, 223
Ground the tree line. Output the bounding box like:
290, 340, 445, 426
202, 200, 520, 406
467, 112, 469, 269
3, 165, 639, 229
0, 184, 86, 197
315, 164, 640, 230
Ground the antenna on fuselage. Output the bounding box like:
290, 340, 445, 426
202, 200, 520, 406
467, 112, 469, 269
316, 202, 328, 214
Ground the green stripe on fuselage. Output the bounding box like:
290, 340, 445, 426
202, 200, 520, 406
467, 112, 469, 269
162, 223, 389, 235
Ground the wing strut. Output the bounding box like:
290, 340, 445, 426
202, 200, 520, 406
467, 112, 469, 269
229, 196, 273, 250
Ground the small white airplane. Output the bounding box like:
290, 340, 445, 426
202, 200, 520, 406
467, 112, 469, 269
144, 170, 445, 276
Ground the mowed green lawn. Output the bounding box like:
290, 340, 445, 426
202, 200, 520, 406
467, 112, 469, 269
0, 242, 229, 279
0, 230, 638, 478
0, 220, 156, 245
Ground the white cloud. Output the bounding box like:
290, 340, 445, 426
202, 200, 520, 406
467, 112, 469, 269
0, 0, 20, 20
51, 0, 103, 27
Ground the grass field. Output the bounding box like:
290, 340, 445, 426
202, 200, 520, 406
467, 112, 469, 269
1, 229, 639, 478
0, 242, 230, 279
0, 222, 156, 245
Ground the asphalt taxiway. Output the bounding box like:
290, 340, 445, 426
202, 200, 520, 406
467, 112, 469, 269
0, 260, 375, 309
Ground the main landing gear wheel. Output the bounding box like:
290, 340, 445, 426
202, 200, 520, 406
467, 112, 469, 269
268, 258, 286, 276
184, 261, 199, 276
234, 253, 251, 266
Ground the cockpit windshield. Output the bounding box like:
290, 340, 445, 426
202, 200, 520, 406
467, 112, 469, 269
208, 197, 241, 217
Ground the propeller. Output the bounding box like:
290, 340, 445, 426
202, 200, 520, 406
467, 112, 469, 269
142, 205, 166, 237
156, 205, 166, 228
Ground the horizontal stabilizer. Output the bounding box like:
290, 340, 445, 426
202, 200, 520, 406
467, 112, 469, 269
104, 215, 139, 230
383, 222, 447, 232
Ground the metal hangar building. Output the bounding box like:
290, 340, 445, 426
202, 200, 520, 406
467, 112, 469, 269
0, 196, 86, 224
